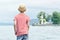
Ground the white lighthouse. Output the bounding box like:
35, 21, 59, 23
40, 15, 46, 24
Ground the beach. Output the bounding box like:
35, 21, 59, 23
0, 25, 60, 40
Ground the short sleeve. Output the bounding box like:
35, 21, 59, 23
26, 16, 30, 25
14, 17, 17, 25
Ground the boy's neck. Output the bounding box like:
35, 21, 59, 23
20, 12, 24, 13
20, 12, 24, 14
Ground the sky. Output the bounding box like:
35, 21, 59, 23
0, 0, 60, 23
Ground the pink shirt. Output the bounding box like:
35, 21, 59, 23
14, 13, 30, 36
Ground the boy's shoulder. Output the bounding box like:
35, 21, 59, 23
25, 14, 29, 17
25, 14, 30, 18
15, 13, 21, 16
14, 14, 19, 18
25, 14, 30, 20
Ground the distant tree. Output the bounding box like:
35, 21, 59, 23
46, 15, 52, 22
52, 11, 60, 24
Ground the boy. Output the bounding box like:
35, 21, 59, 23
14, 4, 30, 40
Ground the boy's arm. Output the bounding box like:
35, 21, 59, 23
28, 17, 30, 30
14, 20, 17, 35
28, 22, 29, 30
26, 20, 29, 30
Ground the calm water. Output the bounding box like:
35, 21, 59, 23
0, 25, 60, 40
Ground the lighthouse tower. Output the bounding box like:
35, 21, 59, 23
40, 15, 46, 24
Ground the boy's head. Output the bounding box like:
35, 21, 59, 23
18, 4, 26, 13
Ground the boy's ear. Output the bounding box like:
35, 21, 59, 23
24, 9, 26, 12
18, 8, 19, 11
18, 8, 21, 12
24, 8, 26, 12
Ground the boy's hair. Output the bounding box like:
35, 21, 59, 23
18, 4, 26, 13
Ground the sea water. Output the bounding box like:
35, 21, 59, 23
0, 25, 60, 40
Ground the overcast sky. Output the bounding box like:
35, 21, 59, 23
0, 0, 60, 23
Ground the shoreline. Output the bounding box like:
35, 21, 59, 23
32, 24, 60, 26
0, 24, 60, 26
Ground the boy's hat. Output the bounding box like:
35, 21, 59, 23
18, 4, 26, 12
